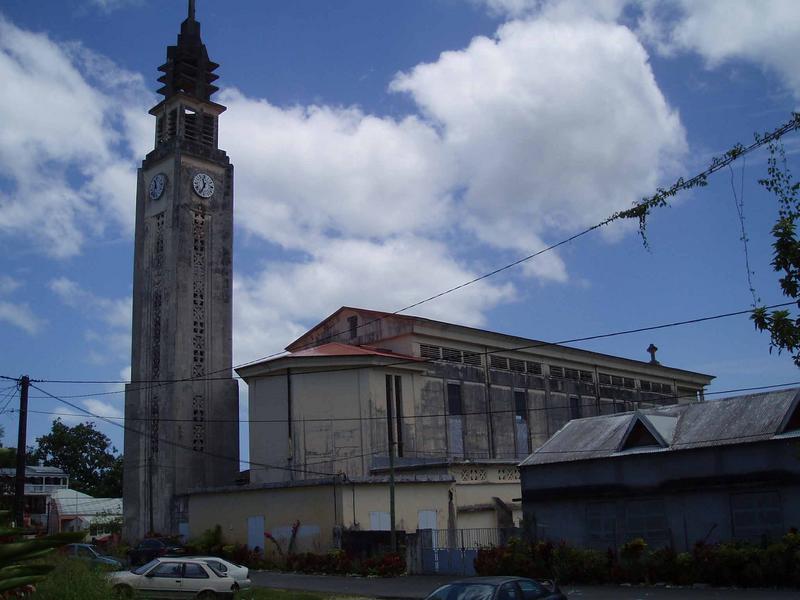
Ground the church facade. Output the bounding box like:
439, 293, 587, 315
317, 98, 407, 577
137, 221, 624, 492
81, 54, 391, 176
123, 2, 239, 540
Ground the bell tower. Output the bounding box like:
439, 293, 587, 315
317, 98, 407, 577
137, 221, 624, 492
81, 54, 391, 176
124, 0, 239, 541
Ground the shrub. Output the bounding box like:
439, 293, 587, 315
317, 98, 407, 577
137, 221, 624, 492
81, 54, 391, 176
32, 558, 113, 600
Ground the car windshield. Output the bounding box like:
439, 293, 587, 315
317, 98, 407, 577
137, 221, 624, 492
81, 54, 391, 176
132, 559, 159, 575
428, 584, 496, 600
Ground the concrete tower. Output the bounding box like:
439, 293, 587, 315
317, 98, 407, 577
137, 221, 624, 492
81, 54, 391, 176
124, 0, 239, 541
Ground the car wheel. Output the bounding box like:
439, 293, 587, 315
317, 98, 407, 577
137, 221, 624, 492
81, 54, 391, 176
197, 592, 217, 599
113, 585, 133, 599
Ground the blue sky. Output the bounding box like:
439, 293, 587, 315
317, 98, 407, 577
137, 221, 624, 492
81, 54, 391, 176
1, 0, 799, 463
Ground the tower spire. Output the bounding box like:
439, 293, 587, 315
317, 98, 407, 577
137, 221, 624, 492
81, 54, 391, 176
156, 0, 219, 101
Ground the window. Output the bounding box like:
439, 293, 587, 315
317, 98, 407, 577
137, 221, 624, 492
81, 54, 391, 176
447, 383, 463, 415
514, 390, 530, 458
599, 373, 636, 389
183, 563, 209, 579
420, 344, 441, 360
570, 397, 582, 420
385, 375, 404, 457
348, 316, 358, 340
151, 562, 183, 578
498, 583, 520, 600
447, 383, 465, 458
525, 361, 543, 375
641, 380, 672, 394
514, 391, 528, 423
369, 511, 391, 531
731, 491, 783, 540
518, 579, 546, 600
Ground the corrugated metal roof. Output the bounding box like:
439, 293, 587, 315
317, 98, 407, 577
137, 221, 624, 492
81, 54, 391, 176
50, 489, 122, 517
521, 387, 800, 467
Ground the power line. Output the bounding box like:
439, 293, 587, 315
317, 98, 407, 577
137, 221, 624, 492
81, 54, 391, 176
28, 383, 338, 479
12, 380, 800, 425
17, 113, 797, 398
18, 299, 796, 387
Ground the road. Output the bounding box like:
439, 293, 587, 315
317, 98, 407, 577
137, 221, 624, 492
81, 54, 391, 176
250, 571, 800, 599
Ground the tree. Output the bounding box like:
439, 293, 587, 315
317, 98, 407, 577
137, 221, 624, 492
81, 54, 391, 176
751, 141, 800, 366
32, 420, 122, 498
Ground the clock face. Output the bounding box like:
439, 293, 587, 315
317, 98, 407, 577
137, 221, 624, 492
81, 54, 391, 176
148, 173, 166, 200
192, 172, 215, 199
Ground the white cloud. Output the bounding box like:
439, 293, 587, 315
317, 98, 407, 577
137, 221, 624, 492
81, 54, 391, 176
83, 398, 124, 419
0, 16, 151, 258
636, 0, 800, 99
390, 17, 685, 260
50, 277, 131, 361
477, 0, 627, 20
0, 275, 43, 334
220, 90, 458, 251
0, 301, 44, 335
233, 236, 515, 364
87, 0, 143, 12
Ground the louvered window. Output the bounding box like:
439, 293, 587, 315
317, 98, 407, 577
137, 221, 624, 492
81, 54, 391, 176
641, 380, 672, 394
526, 361, 543, 375
491, 355, 508, 369
580, 370, 594, 383
509, 358, 525, 372
420, 344, 441, 360
442, 347, 462, 363
564, 368, 580, 381
550, 365, 565, 378
463, 352, 483, 366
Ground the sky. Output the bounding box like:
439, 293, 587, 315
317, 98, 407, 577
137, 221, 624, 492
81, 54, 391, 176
1, 0, 800, 466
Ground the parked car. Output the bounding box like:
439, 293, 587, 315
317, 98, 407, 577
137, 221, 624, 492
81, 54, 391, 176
108, 557, 241, 598
185, 556, 251, 589
425, 577, 567, 600
127, 538, 185, 566
64, 543, 123, 569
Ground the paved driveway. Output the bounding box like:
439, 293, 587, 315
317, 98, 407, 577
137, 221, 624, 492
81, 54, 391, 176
250, 571, 799, 600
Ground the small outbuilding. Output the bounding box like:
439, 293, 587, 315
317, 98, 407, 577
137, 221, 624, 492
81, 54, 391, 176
520, 388, 800, 552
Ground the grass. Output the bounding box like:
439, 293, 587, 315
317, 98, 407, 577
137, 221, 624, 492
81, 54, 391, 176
32, 557, 114, 600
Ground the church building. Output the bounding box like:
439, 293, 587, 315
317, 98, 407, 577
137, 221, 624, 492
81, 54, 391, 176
123, 1, 239, 540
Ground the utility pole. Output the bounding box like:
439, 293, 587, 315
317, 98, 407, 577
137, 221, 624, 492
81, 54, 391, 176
14, 376, 30, 528
386, 377, 397, 553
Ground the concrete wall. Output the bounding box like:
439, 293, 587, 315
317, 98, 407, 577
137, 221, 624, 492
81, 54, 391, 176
340, 481, 450, 532
521, 438, 800, 551
188, 484, 340, 553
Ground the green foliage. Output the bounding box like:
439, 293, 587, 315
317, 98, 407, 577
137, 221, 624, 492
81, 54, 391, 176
32, 419, 122, 498
750, 140, 800, 365
31, 557, 114, 600
0, 510, 84, 596
474, 530, 800, 587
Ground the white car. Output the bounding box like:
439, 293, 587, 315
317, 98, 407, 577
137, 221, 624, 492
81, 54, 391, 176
108, 557, 243, 598
186, 556, 251, 589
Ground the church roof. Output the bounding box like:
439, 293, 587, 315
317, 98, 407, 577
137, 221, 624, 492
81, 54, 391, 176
157, 0, 220, 101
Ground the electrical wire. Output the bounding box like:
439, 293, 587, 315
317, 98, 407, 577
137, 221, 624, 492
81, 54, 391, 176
17, 300, 795, 387
10, 380, 800, 425
29, 383, 338, 478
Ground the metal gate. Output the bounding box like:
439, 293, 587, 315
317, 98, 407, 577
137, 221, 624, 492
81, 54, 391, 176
419, 528, 519, 575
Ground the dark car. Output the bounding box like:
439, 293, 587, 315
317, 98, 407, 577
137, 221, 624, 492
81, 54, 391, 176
126, 537, 185, 566
64, 543, 123, 569
425, 577, 566, 600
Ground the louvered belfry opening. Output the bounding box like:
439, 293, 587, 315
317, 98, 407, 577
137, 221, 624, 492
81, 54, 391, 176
157, 11, 219, 101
